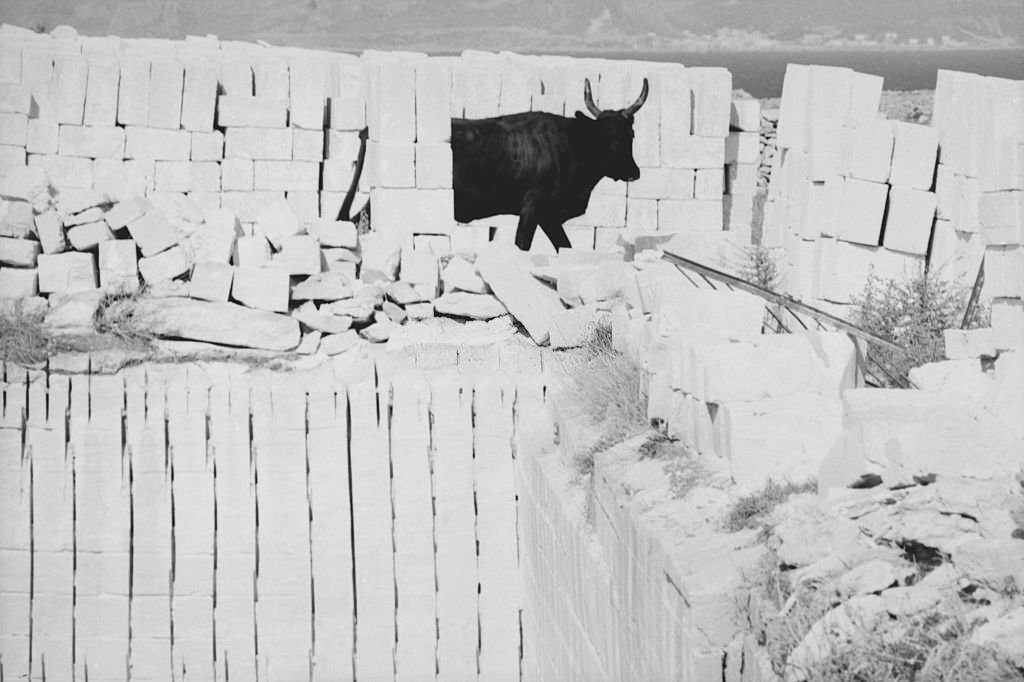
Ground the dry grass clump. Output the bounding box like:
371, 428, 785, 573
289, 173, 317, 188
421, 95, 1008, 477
93, 287, 152, 343
724, 479, 818, 532
0, 300, 52, 365
559, 321, 649, 476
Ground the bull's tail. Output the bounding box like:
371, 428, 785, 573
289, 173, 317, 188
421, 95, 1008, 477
336, 126, 369, 222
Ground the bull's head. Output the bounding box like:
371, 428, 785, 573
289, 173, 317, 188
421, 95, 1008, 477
577, 77, 649, 182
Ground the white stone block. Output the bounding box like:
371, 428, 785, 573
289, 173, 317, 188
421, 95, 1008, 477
181, 63, 218, 132
21, 48, 56, 120
221, 190, 283, 223
125, 127, 190, 161
0, 236, 40, 266
461, 66, 501, 120
255, 198, 303, 249
55, 54, 87, 125
626, 198, 658, 232
370, 188, 455, 241
368, 142, 415, 188
991, 298, 1024, 351
883, 188, 936, 256
628, 167, 694, 200
693, 168, 724, 200
190, 131, 223, 161
233, 235, 271, 268
26, 154, 93, 189
189, 261, 233, 301
889, 122, 938, 190
0, 265, 38, 296
289, 58, 329, 130
139, 245, 189, 283
67, 220, 114, 251
25, 119, 57, 155
943, 327, 996, 360
777, 64, 809, 150
399, 247, 439, 288
253, 59, 290, 100
808, 65, 853, 124
837, 178, 887, 246
329, 96, 365, 131
0, 113, 27, 146
224, 127, 292, 160
984, 245, 1024, 299
221, 159, 253, 191
218, 59, 253, 95
663, 135, 724, 170
725, 132, 758, 165
286, 190, 319, 224
979, 191, 1024, 245
253, 161, 319, 191
98, 239, 139, 291
846, 120, 893, 183
83, 57, 120, 127
104, 196, 151, 230
0, 83, 32, 116
271, 234, 321, 275
33, 210, 66, 254
730, 97, 761, 132
126, 211, 178, 256
231, 266, 290, 312
309, 218, 357, 249
147, 60, 183, 130
848, 72, 883, 124
38, 252, 98, 293
58, 125, 125, 159
217, 95, 288, 128
688, 67, 731, 137
417, 62, 452, 144
292, 128, 324, 161
658, 198, 723, 232
1, 199, 35, 239
415, 143, 452, 189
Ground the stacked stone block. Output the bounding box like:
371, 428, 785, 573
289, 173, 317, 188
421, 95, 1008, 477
932, 70, 1024, 352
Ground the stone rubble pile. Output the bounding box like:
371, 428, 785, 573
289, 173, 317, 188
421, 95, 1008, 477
740, 475, 1024, 680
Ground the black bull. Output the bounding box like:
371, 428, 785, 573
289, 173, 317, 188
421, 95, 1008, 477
337, 78, 649, 251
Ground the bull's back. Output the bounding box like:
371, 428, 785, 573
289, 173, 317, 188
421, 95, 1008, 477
451, 113, 569, 221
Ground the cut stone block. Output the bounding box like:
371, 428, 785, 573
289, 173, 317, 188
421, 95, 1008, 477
231, 267, 290, 312
943, 327, 996, 360
992, 298, 1024, 351
889, 122, 938, 190
130, 297, 299, 351
776, 64, 810, 150
104, 196, 151, 231
979, 191, 1024, 245
37, 252, 98, 293
321, 330, 359, 355
190, 131, 224, 161
329, 96, 366, 132
291, 272, 353, 301
658, 198, 723, 232
1, 199, 34, 238
688, 67, 731, 137
730, 97, 761, 132
139, 245, 189, 283
0, 237, 41, 266
984, 245, 1024, 299
882, 188, 936, 256
292, 304, 352, 334
221, 159, 253, 191
98, 239, 139, 291
475, 244, 565, 344
34, 210, 67, 254
406, 302, 434, 320
59, 188, 109, 217
189, 209, 240, 264
309, 219, 356, 249
216, 95, 288, 128
0, 112, 28, 146
294, 330, 321, 354
117, 59, 150, 126
693, 168, 724, 200
846, 120, 894, 183
44, 289, 105, 333
66, 220, 114, 251
628, 167, 694, 200
55, 54, 88, 125
549, 306, 597, 349
415, 143, 453, 189
288, 58, 329, 130
725, 132, 759, 165
26, 119, 58, 155
416, 63, 452, 144
181, 63, 218, 132
188, 261, 233, 302
255, 199, 303, 250
147, 60, 184, 130
837, 178, 888, 246
224, 128, 292, 160
368, 141, 415, 188
359, 231, 402, 282
271, 235, 321, 275
126, 211, 178, 257
848, 72, 883, 124
254, 161, 319, 192
233, 235, 271, 268
292, 128, 324, 162
28, 155, 94, 189
433, 292, 506, 320
399, 248, 439, 288
0, 265, 38, 297
385, 280, 425, 305
0, 83, 32, 115
254, 59, 290, 100
662, 136, 725, 170
124, 127, 191, 161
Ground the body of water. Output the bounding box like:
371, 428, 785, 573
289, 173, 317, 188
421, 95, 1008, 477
556, 48, 1024, 98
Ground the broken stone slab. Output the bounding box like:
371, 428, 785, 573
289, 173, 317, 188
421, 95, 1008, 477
292, 302, 353, 334
381, 301, 407, 324
325, 298, 375, 325
406, 302, 434, 320
474, 244, 565, 344
321, 330, 360, 355
833, 558, 914, 600
43, 290, 105, 333
360, 319, 395, 343
0, 236, 41, 267
130, 297, 300, 351
385, 280, 427, 305
433, 292, 508, 320
292, 272, 353, 301
295, 330, 322, 355
442, 255, 488, 294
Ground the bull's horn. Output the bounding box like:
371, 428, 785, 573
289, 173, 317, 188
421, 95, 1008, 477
623, 78, 649, 116
583, 78, 601, 117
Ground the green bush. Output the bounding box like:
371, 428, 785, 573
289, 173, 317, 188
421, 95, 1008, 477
853, 268, 988, 386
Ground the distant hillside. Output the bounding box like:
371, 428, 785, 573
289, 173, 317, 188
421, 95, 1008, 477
2, 0, 1021, 52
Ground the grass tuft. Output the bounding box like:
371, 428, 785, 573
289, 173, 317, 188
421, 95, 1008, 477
724, 479, 817, 532
93, 287, 153, 343
0, 300, 51, 365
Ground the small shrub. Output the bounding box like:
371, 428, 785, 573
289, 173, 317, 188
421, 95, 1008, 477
736, 243, 782, 292
0, 301, 51, 365
724, 478, 817, 532
853, 268, 988, 385
559, 322, 649, 477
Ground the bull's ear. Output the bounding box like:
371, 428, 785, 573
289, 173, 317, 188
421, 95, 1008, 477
574, 111, 593, 121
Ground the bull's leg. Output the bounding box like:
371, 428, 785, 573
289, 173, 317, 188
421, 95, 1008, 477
540, 221, 572, 252
514, 199, 542, 250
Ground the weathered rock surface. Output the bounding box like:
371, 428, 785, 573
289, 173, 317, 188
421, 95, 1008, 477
130, 297, 300, 351
475, 244, 565, 344
433, 292, 507, 320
